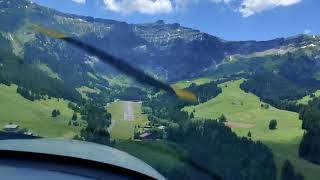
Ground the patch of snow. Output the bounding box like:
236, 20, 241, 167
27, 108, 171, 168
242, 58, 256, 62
8, 33, 14, 41
302, 44, 316, 49
85, 55, 99, 67
133, 45, 147, 52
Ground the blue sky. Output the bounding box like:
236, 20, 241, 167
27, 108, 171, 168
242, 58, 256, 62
32, 0, 320, 41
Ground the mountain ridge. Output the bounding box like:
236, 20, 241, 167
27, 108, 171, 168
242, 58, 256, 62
1, 0, 320, 90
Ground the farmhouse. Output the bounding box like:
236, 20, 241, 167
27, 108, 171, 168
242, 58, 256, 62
139, 133, 151, 140
143, 124, 151, 129
3, 124, 19, 132
23, 131, 33, 136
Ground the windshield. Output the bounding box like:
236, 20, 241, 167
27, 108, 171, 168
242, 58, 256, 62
1, 0, 320, 179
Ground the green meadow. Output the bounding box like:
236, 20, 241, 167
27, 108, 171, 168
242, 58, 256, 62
76, 86, 101, 100
184, 79, 320, 180
172, 76, 216, 89
0, 84, 80, 138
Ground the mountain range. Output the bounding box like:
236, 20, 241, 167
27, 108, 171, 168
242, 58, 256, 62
1, 0, 320, 96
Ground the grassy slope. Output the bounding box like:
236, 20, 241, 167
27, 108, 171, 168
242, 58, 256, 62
183, 79, 320, 180
76, 86, 100, 100
35, 63, 61, 80
101, 74, 134, 87
172, 77, 215, 89
107, 101, 148, 140
0, 84, 80, 138
297, 90, 320, 105
115, 140, 184, 173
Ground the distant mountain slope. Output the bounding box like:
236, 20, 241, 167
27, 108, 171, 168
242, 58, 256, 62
1, 0, 320, 96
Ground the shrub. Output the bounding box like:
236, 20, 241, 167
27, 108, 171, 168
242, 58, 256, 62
269, 119, 277, 130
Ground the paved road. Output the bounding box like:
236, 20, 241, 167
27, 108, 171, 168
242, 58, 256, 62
123, 101, 134, 121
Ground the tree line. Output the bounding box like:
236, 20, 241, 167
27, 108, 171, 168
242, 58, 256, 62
298, 97, 320, 164
74, 101, 112, 145
240, 71, 308, 112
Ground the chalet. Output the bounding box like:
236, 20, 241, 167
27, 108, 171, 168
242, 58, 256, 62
3, 124, 19, 132
143, 125, 152, 129
139, 133, 151, 140
23, 131, 33, 136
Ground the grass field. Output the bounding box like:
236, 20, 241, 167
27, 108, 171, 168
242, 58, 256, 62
107, 101, 148, 140
76, 86, 101, 100
183, 79, 320, 180
100, 74, 134, 87
172, 76, 216, 89
36, 63, 61, 80
297, 90, 320, 105
0, 84, 81, 138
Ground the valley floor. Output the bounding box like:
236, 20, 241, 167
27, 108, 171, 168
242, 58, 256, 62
183, 79, 320, 180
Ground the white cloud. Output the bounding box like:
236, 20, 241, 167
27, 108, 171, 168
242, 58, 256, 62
209, 0, 234, 3
71, 0, 86, 4
238, 0, 302, 17
103, 0, 173, 15
175, 0, 197, 10
304, 29, 311, 34
101, 0, 302, 16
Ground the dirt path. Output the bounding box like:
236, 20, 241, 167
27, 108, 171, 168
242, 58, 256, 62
123, 101, 134, 121
225, 122, 255, 129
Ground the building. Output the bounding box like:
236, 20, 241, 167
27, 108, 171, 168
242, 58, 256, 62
144, 125, 152, 129
158, 126, 165, 130
23, 131, 33, 136
139, 133, 151, 140
3, 124, 19, 132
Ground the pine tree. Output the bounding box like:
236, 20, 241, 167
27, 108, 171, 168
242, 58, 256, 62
190, 112, 194, 119
219, 114, 227, 123
72, 113, 78, 121
281, 160, 295, 180
269, 119, 277, 130
52, 110, 57, 117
